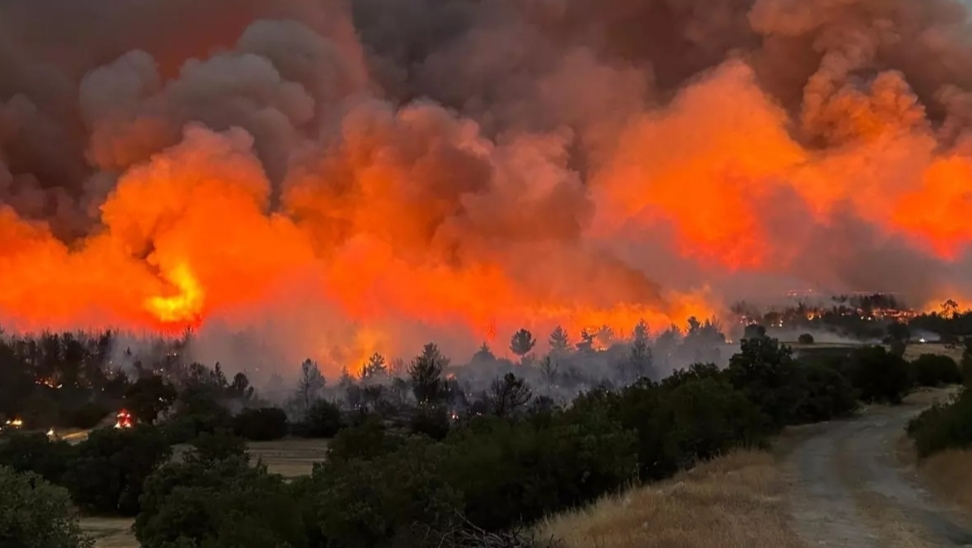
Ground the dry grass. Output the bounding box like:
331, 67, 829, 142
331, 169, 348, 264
247, 438, 330, 477
171, 438, 329, 477
915, 449, 972, 518
80, 517, 137, 548
899, 385, 963, 408
537, 450, 804, 548
902, 343, 964, 363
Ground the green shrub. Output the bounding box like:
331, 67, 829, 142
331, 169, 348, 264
136, 456, 306, 548
0, 466, 93, 548
409, 405, 452, 440
185, 430, 249, 464
726, 337, 805, 429
442, 411, 637, 530
907, 389, 972, 458
125, 375, 177, 424
325, 418, 405, 463
656, 376, 769, 466
661, 363, 722, 390
798, 333, 815, 344
910, 354, 963, 387
298, 438, 461, 548
62, 425, 171, 516
0, 431, 73, 483
296, 399, 345, 439
170, 388, 233, 439
844, 346, 912, 404
232, 407, 288, 441
794, 363, 859, 423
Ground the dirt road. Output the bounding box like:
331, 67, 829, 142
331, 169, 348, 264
784, 399, 972, 548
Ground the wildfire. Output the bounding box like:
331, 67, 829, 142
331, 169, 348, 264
5, 3, 972, 376
146, 264, 205, 327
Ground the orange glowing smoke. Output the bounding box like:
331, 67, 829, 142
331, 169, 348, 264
146, 263, 205, 326
5, 15, 972, 374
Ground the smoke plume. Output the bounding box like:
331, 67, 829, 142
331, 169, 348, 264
3, 0, 972, 375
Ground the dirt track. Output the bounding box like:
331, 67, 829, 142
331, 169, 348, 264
784, 398, 972, 548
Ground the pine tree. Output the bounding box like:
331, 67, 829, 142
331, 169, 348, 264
548, 326, 570, 356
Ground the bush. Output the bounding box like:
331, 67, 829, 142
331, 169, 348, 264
65, 402, 112, 430
125, 375, 177, 424
409, 405, 452, 440
444, 411, 637, 531
907, 389, 972, 459
298, 438, 461, 548
798, 333, 815, 344
0, 466, 94, 548
725, 337, 805, 429
296, 399, 345, 439
62, 425, 171, 516
136, 456, 306, 548
170, 387, 233, 439
233, 407, 288, 441
910, 354, 963, 387
657, 376, 768, 465
325, 418, 405, 463
844, 346, 912, 404
794, 363, 858, 423
0, 431, 73, 483
186, 430, 249, 464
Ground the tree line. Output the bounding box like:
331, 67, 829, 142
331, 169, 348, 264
2, 327, 968, 548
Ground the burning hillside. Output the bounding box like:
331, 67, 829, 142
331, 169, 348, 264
3, 0, 972, 373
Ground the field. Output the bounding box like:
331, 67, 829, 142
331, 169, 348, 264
169, 437, 330, 477
246, 438, 330, 477
537, 450, 804, 548
82, 438, 329, 547
901, 343, 965, 362
784, 341, 964, 362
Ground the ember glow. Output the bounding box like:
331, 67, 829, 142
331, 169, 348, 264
3, 0, 972, 373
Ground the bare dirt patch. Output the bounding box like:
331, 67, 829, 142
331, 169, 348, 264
537, 450, 804, 548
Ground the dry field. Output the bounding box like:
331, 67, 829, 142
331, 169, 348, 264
537, 450, 804, 548
915, 450, 972, 518
81, 438, 329, 547
785, 341, 964, 362
170, 437, 330, 477
80, 517, 137, 548
246, 438, 330, 477
901, 343, 965, 362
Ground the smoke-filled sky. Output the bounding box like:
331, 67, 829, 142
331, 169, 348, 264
2, 0, 972, 373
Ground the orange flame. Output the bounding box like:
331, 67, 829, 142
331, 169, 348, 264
146, 263, 205, 326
